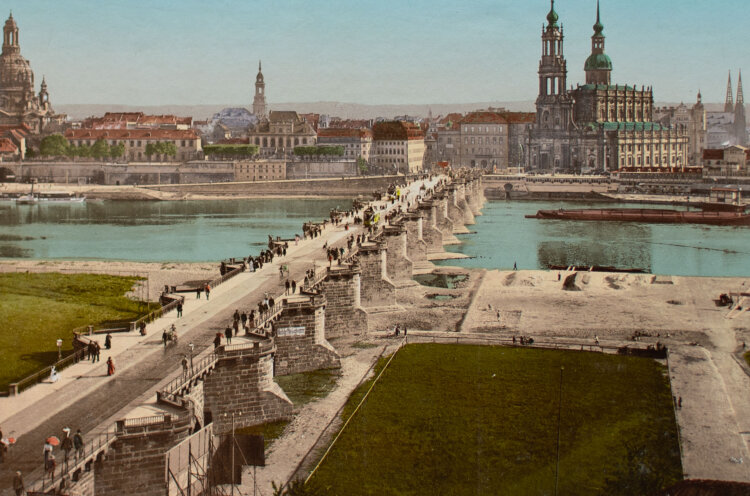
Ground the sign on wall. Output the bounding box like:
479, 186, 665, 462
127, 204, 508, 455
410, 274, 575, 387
278, 326, 305, 337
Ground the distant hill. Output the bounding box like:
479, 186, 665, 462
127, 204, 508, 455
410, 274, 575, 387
55, 100, 736, 122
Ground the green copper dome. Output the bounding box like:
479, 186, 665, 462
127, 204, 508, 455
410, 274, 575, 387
547, 0, 559, 27
584, 52, 612, 71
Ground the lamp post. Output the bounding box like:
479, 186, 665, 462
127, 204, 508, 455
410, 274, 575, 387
56, 339, 63, 361
554, 365, 564, 496
188, 342, 194, 376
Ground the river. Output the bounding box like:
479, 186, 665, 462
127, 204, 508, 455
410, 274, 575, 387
1, 198, 749, 277
435, 200, 750, 277
0, 198, 352, 262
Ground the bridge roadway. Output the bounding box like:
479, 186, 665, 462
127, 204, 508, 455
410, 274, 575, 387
0, 176, 440, 494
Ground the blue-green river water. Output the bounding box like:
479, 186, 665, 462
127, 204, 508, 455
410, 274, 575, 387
0, 198, 352, 262
1, 199, 749, 276
436, 200, 750, 277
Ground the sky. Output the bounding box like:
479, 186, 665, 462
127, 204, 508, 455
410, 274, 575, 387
7, 0, 750, 106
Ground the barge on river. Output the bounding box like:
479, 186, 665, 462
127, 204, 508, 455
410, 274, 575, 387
526, 208, 750, 226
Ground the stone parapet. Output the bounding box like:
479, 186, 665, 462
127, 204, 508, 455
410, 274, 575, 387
417, 200, 444, 253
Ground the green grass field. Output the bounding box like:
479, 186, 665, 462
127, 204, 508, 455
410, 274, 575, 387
0, 272, 153, 390
308, 344, 681, 496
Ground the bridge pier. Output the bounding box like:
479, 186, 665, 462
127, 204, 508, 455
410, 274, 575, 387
417, 201, 444, 253
401, 213, 428, 262
432, 193, 455, 238
273, 293, 340, 375
318, 264, 368, 338
357, 241, 397, 308
96, 416, 192, 496
203, 340, 293, 434
379, 223, 414, 284
455, 181, 476, 225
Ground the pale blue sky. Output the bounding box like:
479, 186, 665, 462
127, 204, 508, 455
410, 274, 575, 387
8, 0, 749, 105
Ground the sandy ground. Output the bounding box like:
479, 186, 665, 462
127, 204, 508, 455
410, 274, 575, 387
0, 259, 218, 301
462, 269, 750, 482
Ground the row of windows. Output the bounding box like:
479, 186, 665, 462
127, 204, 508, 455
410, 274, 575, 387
621, 155, 683, 166
463, 125, 504, 134
623, 143, 684, 152
464, 148, 501, 155
73, 139, 193, 147
254, 137, 310, 147
464, 137, 504, 145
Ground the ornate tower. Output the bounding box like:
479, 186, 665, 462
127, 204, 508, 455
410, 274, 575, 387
253, 60, 267, 118
735, 71, 746, 145
2, 12, 19, 55
39, 75, 49, 110
725, 71, 734, 113
535, 0, 573, 133
584, 1, 611, 85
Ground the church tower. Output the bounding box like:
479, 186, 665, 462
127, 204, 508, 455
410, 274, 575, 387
584, 1, 611, 85
535, 0, 573, 133
2, 12, 19, 56
725, 71, 734, 113
253, 60, 267, 118
735, 71, 746, 145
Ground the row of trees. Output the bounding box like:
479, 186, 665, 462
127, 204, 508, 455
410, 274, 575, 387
39, 134, 126, 160
38, 134, 178, 160
203, 144, 259, 158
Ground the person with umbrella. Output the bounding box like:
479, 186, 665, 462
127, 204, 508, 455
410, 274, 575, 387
43, 437, 57, 471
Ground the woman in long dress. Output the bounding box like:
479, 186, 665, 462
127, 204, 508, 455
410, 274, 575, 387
49, 366, 59, 383
106, 357, 115, 376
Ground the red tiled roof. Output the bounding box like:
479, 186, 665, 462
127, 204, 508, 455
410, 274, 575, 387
440, 113, 464, 125
0, 137, 17, 153
328, 119, 372, 129
501, 112, 536, 124
318, 128, 372, 139
83, 112, 192, 129
0, 124, 30, 135
702, 149, 724, 160
372, 121, 425, 141
459, 111, 535, 125
65, 129, 200, 140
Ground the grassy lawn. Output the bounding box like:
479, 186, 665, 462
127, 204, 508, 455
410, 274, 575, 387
0, 272, 152, 390
308, 344, 681, 496
276, 368, 341, 407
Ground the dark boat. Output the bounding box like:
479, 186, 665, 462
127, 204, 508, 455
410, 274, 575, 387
526, 208, 750, 226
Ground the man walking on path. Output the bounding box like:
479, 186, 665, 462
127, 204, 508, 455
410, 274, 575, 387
204, 284, 211, 300
291, 280, 296, 294
285, 279, 290, 295
13, 470, 24, 496
61, 428, 72, 471
181, 355, 189, 379
176, 301, 183, 317
225, 327, 232, 344
73, 429, 84, 461
93, 342, 100, 363
162, 329, 169, 349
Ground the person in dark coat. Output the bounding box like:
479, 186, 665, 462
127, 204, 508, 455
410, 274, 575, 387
162, 329, 168, 349
104, 333, 112, 350
13, 470, 24, 496
213, 333, 222, 349
225, 327, 232, 344
93, 342, 100, 362
176, 302, 183, 317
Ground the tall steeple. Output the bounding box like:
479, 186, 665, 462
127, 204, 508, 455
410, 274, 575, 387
725, 71, 734, 112
2, 12, 20, 55
584, 0, 612, 85
535, 0, 572, 130
253, 60, 267, 118
735, 70, 746, 145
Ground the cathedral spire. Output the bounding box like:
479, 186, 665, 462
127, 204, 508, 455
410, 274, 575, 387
593, 0, 603, 35
737, 70, 744, 106
546, 0, 559, 28
725, 71, 734, 112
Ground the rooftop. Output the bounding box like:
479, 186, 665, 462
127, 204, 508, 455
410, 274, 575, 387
65, 128, 200, 140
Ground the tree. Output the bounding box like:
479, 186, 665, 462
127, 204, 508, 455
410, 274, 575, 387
39, 134, 69, 157
91, 139, 110, 160
145, 143, 157, 160
25, 147, 36, 159
357, 156, 368, 175
77, 144, 91, 158
109, 143, 125, 160
161, 141, 177, 157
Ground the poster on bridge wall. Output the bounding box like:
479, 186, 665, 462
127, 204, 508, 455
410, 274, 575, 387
278, 326, 306, 337
166, 423, 213, 496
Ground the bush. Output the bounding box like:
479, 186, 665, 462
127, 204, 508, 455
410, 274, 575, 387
293, 146, 344, 157
204, 144, 259, 157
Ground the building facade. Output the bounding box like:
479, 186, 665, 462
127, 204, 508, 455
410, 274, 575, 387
527, 1, 688, 173
234, 159, 286, 181
0, 13, 64, 133
64, 129, 203, 161
372, 121, 425, 174
316, 128, 373, 162
248, 110, 317, 156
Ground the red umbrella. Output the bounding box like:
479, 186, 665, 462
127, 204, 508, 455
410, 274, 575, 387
46, 436, 60, 446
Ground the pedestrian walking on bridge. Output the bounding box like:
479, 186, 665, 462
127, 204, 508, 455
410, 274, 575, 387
176, 301, 183, 318
106, 357, 115, 376
73, 429, 84, 461
13, 470, 24, 496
